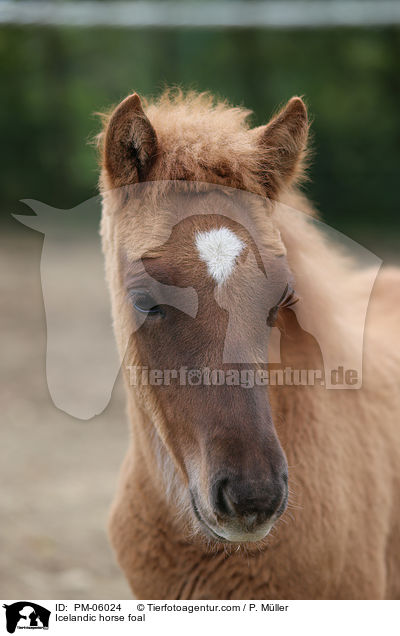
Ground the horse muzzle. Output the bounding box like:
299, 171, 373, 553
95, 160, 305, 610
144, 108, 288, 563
191, 471, 288, 543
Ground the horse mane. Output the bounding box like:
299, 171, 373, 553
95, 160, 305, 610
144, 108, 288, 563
96, 88, 309, 199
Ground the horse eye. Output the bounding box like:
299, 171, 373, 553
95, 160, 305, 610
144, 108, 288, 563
131, 291, 165, 317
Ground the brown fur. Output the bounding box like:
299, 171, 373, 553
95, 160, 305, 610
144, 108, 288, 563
99, 89, 400, 599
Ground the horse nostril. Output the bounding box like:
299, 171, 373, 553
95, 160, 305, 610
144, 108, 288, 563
214, 479, 236, 517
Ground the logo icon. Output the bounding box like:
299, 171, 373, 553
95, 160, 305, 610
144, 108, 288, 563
2, 603, 50, 633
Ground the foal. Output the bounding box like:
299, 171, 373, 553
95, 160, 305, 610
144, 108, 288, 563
99, 90, 400, 599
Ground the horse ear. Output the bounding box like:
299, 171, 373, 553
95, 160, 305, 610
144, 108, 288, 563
255, 97, 309, 198
103, 93, 158, 188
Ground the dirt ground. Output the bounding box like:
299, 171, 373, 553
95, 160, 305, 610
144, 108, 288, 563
0, 230, 132, 599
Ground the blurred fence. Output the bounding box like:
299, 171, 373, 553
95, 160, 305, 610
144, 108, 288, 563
1, 1, 400, 28
0, 1, 399, 253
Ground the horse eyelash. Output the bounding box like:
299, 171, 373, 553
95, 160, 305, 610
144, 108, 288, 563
278, 284, 300, 309
267, 284, 299, 327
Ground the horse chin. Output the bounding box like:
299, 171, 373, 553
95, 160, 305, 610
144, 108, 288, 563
205, 521, 274, 544
190, 493, 275, 545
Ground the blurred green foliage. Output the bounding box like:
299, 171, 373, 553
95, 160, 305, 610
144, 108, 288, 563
1, 25, 399, 249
